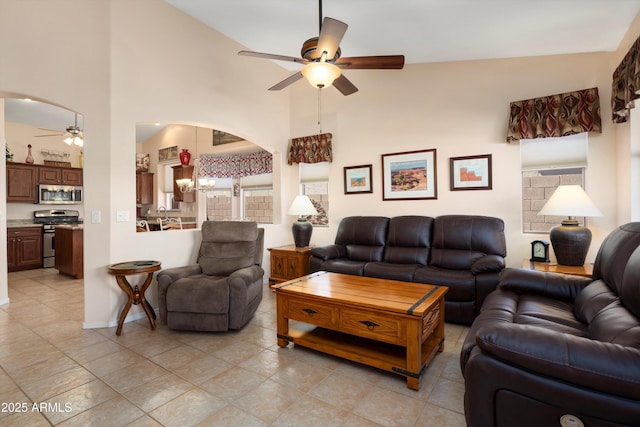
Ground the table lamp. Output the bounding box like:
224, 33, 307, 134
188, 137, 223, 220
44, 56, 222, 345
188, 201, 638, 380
287, 195, 318, 247
537, 185, 602, 266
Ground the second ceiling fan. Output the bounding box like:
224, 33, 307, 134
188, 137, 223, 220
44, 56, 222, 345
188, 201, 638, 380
238, 0, 404, 96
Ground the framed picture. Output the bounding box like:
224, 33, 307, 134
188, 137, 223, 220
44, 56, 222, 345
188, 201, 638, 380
450, 154, 492, 191
344, 164, 373, 194
136, 153, 150, 172
382, 149, 437, 200
158, 145, 178, 162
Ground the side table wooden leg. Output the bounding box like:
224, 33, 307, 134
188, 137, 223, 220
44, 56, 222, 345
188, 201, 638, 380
115, 275, 134, 336
138, 272, 157, 330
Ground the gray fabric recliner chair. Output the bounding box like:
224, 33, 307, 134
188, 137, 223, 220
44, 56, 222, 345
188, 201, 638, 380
157, 221, 265, 332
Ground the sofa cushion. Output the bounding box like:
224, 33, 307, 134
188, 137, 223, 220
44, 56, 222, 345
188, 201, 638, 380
335, 216, 389, 262
383, 216, 433, 265
573, 280, 619, 323
364, 262, 419, 282
414, 266, 476, 300
514, 294, 587, 335
319, 259, 366, 276
430, 215, 506, 270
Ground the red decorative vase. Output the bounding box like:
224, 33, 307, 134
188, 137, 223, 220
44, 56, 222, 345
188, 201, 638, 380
179, 149, 191, 166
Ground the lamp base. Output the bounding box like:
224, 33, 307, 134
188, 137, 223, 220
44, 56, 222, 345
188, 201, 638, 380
549, 220, 591, 266
292, 219, 313, 247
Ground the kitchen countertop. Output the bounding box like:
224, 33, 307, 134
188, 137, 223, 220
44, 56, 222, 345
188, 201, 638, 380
55, 224, 84, 231
6, 220, 43, 229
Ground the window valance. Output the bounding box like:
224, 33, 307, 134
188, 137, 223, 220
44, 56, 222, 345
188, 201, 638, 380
287, 133, 333, 164
612, 35, 640, 123
199, 150, 272, 178
506, 87, 601, 142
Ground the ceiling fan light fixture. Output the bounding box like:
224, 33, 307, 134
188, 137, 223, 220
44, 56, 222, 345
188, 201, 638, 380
301, 61, 341, 89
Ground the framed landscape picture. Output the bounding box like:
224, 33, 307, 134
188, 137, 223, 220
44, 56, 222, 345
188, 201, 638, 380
450, 154, 492, 191
158, 145, 178, 162
382, 149, 437, 200
344, 164, 373, 194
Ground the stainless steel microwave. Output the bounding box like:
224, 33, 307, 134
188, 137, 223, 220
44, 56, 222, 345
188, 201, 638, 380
38, 185, 83, 205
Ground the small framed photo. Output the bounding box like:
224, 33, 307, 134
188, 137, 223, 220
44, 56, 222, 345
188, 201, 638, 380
158, 145, 178, 162
382, 149, 437, 201
136, 153, 150, 172
450, 154, 492, 191
344, 164, 373, 194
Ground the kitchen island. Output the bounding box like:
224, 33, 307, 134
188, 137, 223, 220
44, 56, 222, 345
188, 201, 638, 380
55, 225, 83, 279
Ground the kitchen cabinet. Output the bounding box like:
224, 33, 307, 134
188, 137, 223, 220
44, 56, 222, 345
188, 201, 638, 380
136, 172, 154, 204
173, 165, 195, 203
55, 226, 83, 279
7, 227, 43, 272
39, 166, 83, 185
6, 163, 37, 203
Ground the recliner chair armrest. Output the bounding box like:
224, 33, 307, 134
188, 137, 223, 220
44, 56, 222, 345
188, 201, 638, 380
229, 265, 265, 285
471, 254, 504, 274
311, 245, 346, 261
156, 265, 203, 283
498, 267, 592, 301
475, 323, 640, 400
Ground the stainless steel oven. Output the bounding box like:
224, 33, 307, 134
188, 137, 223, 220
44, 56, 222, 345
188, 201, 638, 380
38, 185, 83, 205
33, 210, 82, 268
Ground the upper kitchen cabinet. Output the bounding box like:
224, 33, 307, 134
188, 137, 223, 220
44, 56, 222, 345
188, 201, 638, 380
173, 165, 195, 203
39, 166, 83, 185
136, 172, 154, 204
6, 163, 37, 203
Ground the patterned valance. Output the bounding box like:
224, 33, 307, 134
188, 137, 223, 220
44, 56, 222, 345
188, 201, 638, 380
506, 87, 601, 142
612, 35, 640, 123
199, 150, 272, 178
287, 133, 333, 164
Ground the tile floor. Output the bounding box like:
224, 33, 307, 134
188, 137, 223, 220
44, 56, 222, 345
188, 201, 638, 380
0, 268, 468, 426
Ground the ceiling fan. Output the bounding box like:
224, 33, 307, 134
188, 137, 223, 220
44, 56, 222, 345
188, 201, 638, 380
36, 113, 84, 147
238, 0, 404, 96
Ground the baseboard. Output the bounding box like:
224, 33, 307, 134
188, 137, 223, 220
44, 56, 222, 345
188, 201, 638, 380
83, 309, 159, 330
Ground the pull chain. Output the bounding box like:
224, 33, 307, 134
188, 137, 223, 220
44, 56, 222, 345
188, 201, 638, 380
318, 88, 322, 133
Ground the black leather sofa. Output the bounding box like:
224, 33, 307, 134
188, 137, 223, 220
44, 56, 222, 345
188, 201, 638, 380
460, 222, 640, 427
309, 215, 507, 325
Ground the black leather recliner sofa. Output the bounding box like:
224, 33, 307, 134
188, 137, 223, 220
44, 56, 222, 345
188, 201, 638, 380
309, 215, 507, 325
460, 222, 640, 427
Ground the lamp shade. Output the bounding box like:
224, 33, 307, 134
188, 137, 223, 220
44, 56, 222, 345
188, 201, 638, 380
287, 195, 318, 216
301, 62, 341, 89
538, 185, 602, 266
537, 185, 602, 218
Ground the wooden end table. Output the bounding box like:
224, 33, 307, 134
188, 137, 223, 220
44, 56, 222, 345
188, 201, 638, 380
274, 272, 447, 390
108, 260, 161, 335
522, 259, 593, 278
268, 245, 312, 285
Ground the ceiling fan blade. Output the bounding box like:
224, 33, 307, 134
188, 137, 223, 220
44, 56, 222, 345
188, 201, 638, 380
269, 72, 305, 91
335, 55, 405, 70
333, 74, 358, 96
239, 50, 308, 65
36, 134, 63, 137
316, 17, 348, 60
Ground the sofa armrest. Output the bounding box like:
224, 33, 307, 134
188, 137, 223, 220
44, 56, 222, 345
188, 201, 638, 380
498, 267, 592, 301
475, 323, 640, 400
471, 254, 504, 274
311, 244, 346, 261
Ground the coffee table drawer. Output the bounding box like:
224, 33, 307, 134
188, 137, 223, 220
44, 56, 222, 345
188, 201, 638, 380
286, 298, 337, 328
340, 308, 405, 345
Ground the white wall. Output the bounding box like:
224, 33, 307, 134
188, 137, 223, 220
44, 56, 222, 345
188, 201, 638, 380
289, 53, 617, 267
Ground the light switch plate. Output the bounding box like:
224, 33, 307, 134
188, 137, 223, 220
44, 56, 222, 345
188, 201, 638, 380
116, 210, 129, 223
91, 210, 101, 224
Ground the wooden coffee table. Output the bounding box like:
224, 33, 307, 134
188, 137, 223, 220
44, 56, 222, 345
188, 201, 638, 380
273, 271, 447, 390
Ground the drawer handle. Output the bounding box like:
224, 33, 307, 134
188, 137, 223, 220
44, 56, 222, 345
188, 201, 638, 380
360, 320, 379, 331
302, 308, 317, 316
